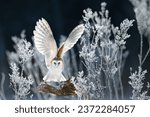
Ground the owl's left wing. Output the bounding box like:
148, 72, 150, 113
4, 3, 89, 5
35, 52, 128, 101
58, 24, 85, 57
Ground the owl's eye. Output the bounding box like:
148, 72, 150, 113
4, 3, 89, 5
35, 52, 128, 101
53, 62, 56, 65
58, 62, 60, 65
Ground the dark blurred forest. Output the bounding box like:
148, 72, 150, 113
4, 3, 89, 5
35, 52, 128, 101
0, 0, 149, 99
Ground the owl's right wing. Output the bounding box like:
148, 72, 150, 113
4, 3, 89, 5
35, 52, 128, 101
33, 18, 57, 68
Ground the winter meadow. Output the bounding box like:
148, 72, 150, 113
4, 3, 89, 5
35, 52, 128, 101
0, 0, 150, 100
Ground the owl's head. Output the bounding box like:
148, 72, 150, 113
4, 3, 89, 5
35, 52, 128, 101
51, 57, 63, 68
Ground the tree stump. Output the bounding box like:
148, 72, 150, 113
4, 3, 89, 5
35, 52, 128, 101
37, 79, 77, 96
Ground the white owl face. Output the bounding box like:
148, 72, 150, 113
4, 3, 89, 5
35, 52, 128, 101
51, 59, 63, 68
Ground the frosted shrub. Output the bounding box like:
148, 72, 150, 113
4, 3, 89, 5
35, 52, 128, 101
9, 63, 33, 99
8, 31, 34, 99
9, 30, 34, 64
72, 2, 134, 99
7, 31, 34, 72
128, 0, 150, 100
71, 71, 89, 100
7, 31, 52, 99
129, 67, 150, 99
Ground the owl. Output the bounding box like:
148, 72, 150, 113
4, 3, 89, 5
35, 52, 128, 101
33, 18, 85, 82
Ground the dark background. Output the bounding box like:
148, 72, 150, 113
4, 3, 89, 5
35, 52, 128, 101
0, 0, 149, 99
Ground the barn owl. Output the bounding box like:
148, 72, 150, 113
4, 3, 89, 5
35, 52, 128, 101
33, 18, 85, 82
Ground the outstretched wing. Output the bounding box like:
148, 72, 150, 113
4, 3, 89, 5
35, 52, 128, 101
33, 18, 57, 68
58, 24, 85, 57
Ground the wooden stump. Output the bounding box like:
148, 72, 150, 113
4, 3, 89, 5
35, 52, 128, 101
37, 79, 76, 96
